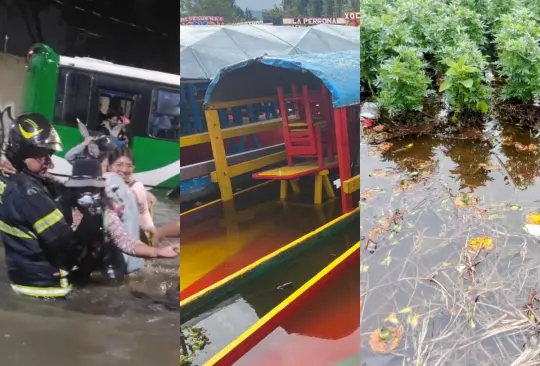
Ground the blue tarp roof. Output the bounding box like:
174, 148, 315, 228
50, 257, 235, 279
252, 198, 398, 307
204, 50, 360, 109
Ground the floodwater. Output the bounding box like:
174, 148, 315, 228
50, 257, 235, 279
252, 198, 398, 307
361, 121, 540, 365
183, 220, 358, 365
0, 198, 179, 366
180, 181, 343, 298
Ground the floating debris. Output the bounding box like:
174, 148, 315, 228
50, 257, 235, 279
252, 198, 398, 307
454, 192, 480, 208
378, 142, 394, 152
466, 236, 494, 252
478, 162, 501, 172
514, 142, 531, 152
526, 212, 540, 225
384, 312, 399, 324
371, 168, 394, 178
373, 125, 386, 133
369, 326, 404, 354
360, 188, 384, 201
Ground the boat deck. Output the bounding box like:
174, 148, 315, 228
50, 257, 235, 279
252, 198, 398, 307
180, 182, 342, 299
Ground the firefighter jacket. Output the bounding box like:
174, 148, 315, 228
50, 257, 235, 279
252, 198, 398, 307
0, 172, 86, 298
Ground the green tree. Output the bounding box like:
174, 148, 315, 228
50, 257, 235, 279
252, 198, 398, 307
181, 0, 245, 22
309, 0, 323, 17
245, 7, 255, 20
263, 4, 284, 24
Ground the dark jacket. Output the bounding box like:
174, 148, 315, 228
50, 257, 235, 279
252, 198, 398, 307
0, 172, 86, 297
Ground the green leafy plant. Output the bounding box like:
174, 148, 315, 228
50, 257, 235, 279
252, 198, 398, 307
495, 8, 540, 102
375, 46, 433, 117
180, 327, 210, 366
361, 13, 415, 92
439, 50, 492, 118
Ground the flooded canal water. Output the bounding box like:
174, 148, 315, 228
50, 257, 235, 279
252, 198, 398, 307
181, 179, 359, 365
235, 256, 359, 366
184, 218, 358, 365
180, 182, 343, 296
361, 121, 540, 365
0, 198, 179, 366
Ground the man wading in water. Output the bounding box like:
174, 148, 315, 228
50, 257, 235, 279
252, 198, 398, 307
0, 113, 89, 298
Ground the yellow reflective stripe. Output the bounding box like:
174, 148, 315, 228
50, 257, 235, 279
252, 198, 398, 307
0, 220, 36, 239
59, 269, 69, 289
33, 209, 63, 234
10, 284, 72, 298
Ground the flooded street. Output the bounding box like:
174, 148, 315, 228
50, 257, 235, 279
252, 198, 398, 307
361, 122, 540, 365
0, 198, 179, 366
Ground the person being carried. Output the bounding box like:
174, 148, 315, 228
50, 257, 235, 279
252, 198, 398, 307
63, 159, 178, 281
2, 132, 149, 274
106, 147, 158, 243
0, 113, 92, 298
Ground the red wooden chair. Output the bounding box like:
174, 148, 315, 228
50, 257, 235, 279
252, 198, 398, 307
277, 83, 335, 168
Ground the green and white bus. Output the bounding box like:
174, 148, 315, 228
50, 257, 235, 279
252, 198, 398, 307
20, 43, 179, 191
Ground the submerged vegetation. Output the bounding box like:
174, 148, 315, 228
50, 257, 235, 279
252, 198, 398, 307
361, 0, 540, 126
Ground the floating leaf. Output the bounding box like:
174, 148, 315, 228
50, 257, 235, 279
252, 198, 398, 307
378, 142, 393, 152
515, 142, 529, 152
511, 205, 521, 211
454, 193, 479, 208
467, 236, 494, 252
369, 326, 404, 354
488, 214, 501, 220
407, 313, 420, 329
399, 307, 413, 314
384, 312, 399, 324
380, 255, 392, 266
360, 265, 370, 273
526, 212, 540, 225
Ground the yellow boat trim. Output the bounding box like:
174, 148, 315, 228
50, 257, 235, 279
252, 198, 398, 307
180, 206, 359, 307
180, 118, 282, 147
343, 175, 360, 194
180, 181, 273, 217
254, 160, 335, 178
205, 241, 361, 366
210, 151, 287, 183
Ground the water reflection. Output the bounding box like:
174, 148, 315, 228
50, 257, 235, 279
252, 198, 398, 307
181, 189, 358, 365
360, 122, 540, 365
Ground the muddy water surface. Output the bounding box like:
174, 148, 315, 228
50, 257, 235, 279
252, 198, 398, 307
361, 122, 540, 365
0, 198, 179, 366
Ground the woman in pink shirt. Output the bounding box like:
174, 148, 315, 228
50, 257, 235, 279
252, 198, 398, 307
106, 147, 158, 241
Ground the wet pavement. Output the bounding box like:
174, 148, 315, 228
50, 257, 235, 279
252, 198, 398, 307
361, 122, 540, 365
0, 198, 179, 366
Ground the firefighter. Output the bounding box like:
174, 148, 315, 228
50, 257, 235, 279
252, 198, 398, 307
0, 113, 91, 298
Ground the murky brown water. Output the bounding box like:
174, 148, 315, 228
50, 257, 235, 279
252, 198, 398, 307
361, 121, 540, 365
0, 198, 179, 366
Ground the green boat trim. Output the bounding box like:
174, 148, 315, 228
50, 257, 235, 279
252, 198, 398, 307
180, 207, 359, 322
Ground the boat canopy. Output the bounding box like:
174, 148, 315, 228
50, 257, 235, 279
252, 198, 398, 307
180, 24, 359, 81
204, 50, 360, 109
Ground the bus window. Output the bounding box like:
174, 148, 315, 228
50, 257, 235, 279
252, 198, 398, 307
62, 72, 92, 126
148, 89, 180, 140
